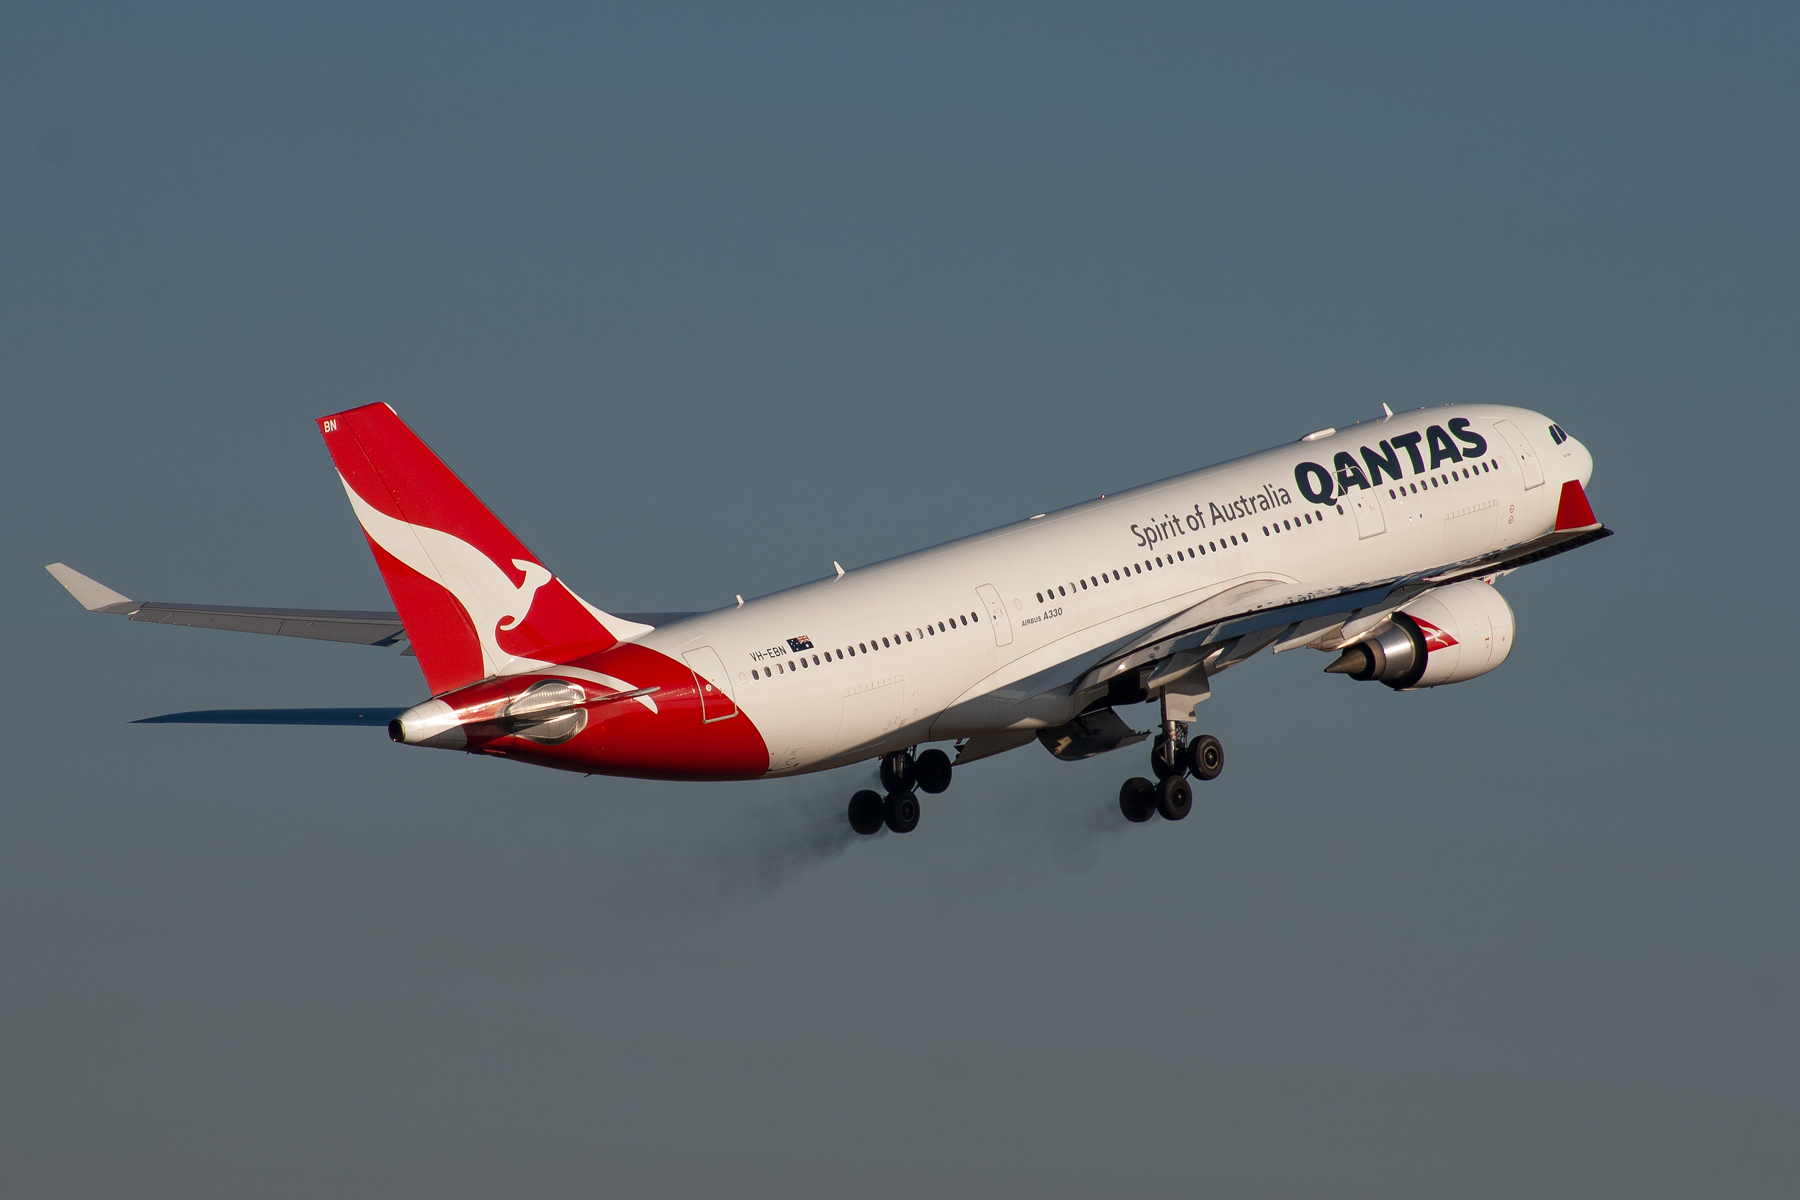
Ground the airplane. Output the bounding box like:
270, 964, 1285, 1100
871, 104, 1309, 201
48, 401, 1608, 835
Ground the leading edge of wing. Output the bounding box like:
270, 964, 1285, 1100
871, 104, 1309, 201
134, 708, 406, 726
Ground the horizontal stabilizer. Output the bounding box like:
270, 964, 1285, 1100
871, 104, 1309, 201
134, 707, 406, 726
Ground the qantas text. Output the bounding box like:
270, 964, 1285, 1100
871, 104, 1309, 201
1293, 419, 1489, 505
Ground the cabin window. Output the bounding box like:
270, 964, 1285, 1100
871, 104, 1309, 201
1036, 592, 1043, 602
972, 612, 980, 622
938, 622, 946, 632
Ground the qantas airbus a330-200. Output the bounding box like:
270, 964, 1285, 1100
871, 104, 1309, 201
50, 402, 1607, 834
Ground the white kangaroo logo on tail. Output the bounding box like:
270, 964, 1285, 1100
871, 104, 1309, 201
340, 478, 566, 675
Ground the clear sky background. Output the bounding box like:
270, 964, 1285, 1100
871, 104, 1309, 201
3, 4, 1795, 1197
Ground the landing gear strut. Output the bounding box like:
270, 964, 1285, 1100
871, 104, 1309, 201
1120, 695, 1222, 822
849, 748, 953, 835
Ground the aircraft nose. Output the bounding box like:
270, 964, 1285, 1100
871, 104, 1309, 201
1569, 435, 1594, 488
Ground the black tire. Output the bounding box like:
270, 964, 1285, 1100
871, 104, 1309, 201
1151, 734, 1185, 780
915, 748, 953, 794
1119, 776, 1156, 823
1187, 733, 1224, 781
1156, 775, 1193, 821
879, 753, 916, 795
884, 791, 920, 834
848, 790, 886, 836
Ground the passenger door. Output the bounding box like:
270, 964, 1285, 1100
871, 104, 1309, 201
681, 646, 738, 722
1349, 489, 1387, 539
975, 583, 1013, 647
1493, 419, 1544, 489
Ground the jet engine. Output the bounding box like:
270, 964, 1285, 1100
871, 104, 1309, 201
1325, 579, 1515, 690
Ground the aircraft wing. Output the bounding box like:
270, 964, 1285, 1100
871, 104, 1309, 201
1083, 519, 1611, 695
949, 517, 1612, 764
45, 563, 697, 650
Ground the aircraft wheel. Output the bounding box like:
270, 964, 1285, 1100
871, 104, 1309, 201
1151, 734, 1186, 780
1186, 734, 1224, 781
884, 791, 920, 834
848, 790, 886, 836
1156, 775, 1193, 821
915, 748, 953, 794
1119, 776, 1156, 823
879, 752, 916, 795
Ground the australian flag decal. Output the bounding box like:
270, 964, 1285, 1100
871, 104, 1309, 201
787, 635, 814, 652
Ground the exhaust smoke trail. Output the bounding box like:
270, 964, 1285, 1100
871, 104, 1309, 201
692, 772, 883, 900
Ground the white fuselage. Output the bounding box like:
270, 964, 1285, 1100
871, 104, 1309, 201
638, 405, 1592, 776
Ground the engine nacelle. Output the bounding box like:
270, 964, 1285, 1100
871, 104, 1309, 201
1325, 579, 1515, 690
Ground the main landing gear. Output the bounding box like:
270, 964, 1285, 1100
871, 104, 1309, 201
1119, 704, 1224, 824
849, 748, 951, 835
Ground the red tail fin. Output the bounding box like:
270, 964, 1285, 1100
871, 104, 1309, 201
316, 404, 648, 694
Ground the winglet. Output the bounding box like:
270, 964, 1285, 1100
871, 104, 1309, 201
1552, 480, 1600, 532
46, 564, 138, 614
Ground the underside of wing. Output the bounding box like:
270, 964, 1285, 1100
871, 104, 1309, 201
134, 708, 406, 725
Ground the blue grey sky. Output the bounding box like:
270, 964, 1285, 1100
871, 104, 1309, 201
3, 4, 1796, 1197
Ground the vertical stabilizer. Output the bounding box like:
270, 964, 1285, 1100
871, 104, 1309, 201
316, 404, 649, 694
